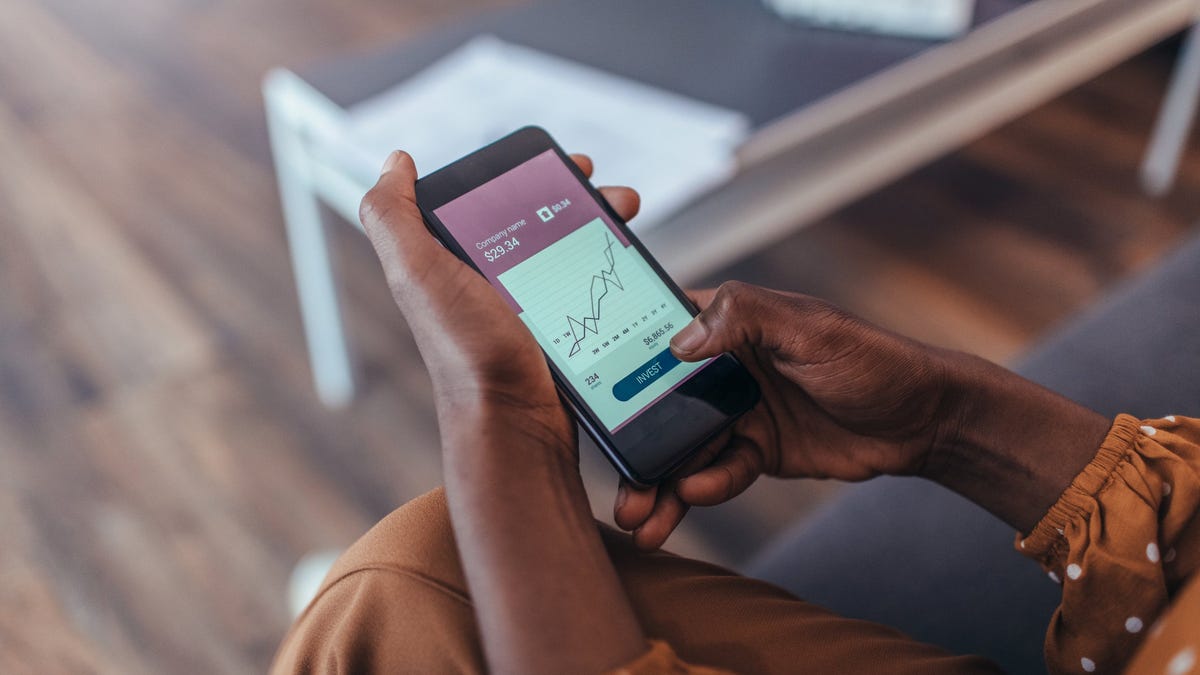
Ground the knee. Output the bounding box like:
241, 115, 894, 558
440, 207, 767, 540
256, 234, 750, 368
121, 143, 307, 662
327, 487, 466, 593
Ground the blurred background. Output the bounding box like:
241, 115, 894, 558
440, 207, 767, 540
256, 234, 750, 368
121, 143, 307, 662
2, 0, 1199, 672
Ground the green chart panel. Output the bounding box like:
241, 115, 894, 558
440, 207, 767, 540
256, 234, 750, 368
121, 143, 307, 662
499, 217, 704, 430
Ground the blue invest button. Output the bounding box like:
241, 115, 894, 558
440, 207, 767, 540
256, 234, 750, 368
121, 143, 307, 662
612, 348, 682, 402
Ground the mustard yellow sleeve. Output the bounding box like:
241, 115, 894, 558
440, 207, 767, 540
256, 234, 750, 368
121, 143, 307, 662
1121, 574, 1200, 675
1016, 414, 1200, 675
605, 640, 735, 675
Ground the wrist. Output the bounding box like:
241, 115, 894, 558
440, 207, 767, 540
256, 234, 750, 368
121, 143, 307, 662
920, 352, 1111, 533
439, 398, 592, 540
909, 349, 986, 480
436, 392, 579, 468
436, 398, 645, 675
920, 351, 990, 476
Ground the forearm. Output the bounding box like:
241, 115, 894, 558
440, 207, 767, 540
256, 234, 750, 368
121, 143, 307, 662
440, 400, 646, 675
923, 352, 1112, 534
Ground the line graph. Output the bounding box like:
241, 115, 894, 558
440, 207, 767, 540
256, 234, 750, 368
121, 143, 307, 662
498, 218, 667, 373
565, 232, 623, 357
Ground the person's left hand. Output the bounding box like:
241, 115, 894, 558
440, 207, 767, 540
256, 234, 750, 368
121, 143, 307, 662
359, 150, 642, 459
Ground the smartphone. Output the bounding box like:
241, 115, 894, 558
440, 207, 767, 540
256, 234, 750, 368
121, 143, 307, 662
414, 127, 760, 485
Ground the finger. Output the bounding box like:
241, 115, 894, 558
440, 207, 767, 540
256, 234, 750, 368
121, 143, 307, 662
360, 151, 451, 290
685, 288, 718, 310
615, 425, 728, 530
670, 281, 808, 361
616, 425, 731, 534
669, 426, 734, 480
570, 153, 594, 178
360, 150, 421, 238
633, 490, 689, 551
598, 186, 641, 222
675, 438, 765, 506
614, 480, 657, 531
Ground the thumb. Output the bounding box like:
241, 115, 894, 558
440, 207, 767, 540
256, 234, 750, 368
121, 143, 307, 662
359, 150, 421, 240
669, 281, 797, 361
359, 150, 455, 298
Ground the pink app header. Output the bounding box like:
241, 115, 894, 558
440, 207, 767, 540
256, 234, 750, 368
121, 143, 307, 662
432, 149, 630, 310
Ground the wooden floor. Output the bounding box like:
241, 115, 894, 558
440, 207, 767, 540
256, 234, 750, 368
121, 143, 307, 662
0, 0, 1197, 672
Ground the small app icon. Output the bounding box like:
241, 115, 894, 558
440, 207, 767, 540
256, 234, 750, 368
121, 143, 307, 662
537, 206, 554, 222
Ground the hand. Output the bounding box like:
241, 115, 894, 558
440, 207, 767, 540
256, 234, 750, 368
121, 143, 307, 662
362, 151, 653, 674
616, 282, 1111, 546
614, 282, 964, 549
359, 151, 642, 457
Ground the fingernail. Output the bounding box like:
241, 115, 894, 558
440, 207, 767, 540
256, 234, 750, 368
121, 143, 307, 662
380, 150, 401, 175
670, 320, 707, 354
616, 483, 628, 510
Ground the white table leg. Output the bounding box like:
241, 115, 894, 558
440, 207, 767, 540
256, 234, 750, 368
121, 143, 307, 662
1142, 21, 1200, 196
264, 73, 355, 407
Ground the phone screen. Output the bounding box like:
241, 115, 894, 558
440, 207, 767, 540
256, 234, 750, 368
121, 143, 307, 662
431, 149, 714, 432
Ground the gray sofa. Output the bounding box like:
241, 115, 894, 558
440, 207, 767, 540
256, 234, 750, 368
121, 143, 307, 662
744, 232, 1200, 674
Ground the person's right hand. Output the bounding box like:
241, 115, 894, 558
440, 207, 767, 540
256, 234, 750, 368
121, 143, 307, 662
614, 282, 970, 549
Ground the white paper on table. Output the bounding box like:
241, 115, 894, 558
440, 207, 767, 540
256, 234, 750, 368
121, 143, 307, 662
764, 0, 974, 40
328, 35, 751, 230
